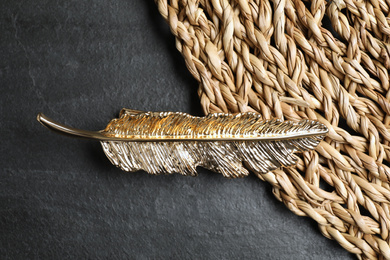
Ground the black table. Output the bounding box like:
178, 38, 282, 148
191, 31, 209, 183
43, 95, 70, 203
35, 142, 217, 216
1, 1, 354, 259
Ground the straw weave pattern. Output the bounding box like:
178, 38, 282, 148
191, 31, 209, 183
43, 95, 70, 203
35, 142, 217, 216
155, 0, 390, 258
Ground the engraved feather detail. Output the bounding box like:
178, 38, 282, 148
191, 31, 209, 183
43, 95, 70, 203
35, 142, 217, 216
37, 109, 328, 177
99, 109, 328, 177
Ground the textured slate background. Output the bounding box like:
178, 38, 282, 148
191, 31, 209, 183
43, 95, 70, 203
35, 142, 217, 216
0, 1, 354, 259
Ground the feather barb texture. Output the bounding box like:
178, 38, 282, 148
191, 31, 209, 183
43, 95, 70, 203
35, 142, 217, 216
100, 110, 328, 177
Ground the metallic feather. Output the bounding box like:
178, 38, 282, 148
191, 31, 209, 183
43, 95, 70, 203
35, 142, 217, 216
37, 109, 328, 177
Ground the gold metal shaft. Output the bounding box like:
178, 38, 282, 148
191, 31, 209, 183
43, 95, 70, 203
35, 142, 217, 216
37, 113, 328, 142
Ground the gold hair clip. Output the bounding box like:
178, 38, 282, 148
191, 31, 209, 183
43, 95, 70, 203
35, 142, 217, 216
37, 108, 328, 177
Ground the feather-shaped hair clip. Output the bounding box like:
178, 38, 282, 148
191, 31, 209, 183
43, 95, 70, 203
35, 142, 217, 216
37, 109, 328, 178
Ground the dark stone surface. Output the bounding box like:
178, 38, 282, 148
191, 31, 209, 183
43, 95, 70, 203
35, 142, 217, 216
0, 1, 354, 259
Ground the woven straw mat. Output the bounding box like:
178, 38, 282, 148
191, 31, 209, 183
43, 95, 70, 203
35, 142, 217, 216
155, 0, 390, 259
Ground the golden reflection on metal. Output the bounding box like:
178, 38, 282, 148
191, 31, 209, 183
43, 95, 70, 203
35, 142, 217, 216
37, 109, 328, 178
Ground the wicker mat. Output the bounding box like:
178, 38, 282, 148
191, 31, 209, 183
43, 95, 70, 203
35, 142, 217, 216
155, 0, 390, 259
